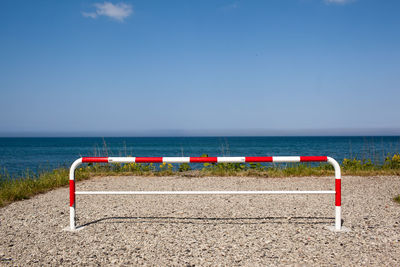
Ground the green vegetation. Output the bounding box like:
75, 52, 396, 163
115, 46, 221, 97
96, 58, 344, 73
0, 168, 92, 207
1, 153, 400, 208
394, 195, 400, 204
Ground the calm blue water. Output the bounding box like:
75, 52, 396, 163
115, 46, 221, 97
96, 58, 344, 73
1, 136, 400, 176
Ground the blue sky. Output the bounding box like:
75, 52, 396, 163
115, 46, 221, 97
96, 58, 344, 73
0, 0, 399, 136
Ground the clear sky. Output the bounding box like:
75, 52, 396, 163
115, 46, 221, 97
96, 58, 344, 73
0, 0, 399, 136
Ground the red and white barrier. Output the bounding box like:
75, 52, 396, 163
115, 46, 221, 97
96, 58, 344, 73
69, 156, 342, 231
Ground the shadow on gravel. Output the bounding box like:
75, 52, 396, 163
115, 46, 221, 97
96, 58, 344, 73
80, 216, 335, 228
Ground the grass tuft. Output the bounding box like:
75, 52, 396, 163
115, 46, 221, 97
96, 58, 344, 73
394, 195, 400, 204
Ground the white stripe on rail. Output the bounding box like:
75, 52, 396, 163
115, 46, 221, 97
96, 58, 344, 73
163, 157, 190, 163
217, 157, 246, 163
108, 157, 135, 163
272, 156, 301, 163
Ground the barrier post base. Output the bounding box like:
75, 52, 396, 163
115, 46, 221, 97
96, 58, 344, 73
62, 226, 85, 232
326, 225, 351, 232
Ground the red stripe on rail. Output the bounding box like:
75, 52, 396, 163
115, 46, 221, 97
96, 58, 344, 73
190, 157, 218, 163
335, 179, 341, 206
135, 157, 163, 163
82, 157, 109, 163
245, 157, 273, 162
300, 156, 327, 162
69, 180, 75, 207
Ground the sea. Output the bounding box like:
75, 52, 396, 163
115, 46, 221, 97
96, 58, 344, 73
1, 136, 399, 177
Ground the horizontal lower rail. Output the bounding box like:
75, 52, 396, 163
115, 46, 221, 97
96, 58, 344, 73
76, 190, 335, 195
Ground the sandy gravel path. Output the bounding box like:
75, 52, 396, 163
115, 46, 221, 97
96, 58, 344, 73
1, 175, 399, 266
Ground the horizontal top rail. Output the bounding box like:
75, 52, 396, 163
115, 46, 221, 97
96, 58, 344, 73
81, 156, 329, 163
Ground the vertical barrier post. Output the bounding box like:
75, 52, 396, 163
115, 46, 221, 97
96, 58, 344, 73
69, 158, 82, 230
327, 157, 341, 230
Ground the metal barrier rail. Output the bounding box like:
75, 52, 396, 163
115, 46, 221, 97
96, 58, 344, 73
69, 156, 342, 231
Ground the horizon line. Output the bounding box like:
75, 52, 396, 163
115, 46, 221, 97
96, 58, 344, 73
1, 135, 400, 138
1, 128, 400, 138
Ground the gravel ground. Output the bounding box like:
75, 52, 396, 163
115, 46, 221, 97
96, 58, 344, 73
1, 175, 399, 266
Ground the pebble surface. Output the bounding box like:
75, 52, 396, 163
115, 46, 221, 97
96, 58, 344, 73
1, 175, 399, 266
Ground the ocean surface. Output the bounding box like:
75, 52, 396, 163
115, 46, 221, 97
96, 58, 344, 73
1, 136, 400, 177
